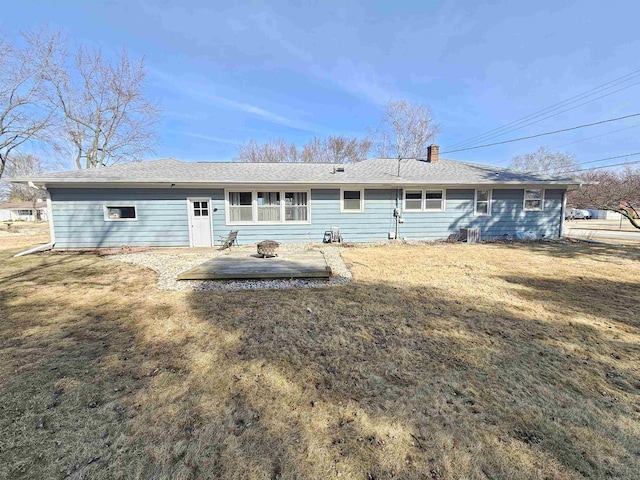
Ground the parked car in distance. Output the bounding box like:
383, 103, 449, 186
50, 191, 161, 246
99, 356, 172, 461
565, 208, 592, 220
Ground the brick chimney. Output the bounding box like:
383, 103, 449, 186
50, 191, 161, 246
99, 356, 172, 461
427, 144, 439, 163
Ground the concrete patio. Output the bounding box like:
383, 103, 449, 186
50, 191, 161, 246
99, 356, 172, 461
177, 249, 332, 280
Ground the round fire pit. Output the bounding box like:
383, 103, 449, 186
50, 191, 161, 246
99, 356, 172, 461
257, 240, 280, 258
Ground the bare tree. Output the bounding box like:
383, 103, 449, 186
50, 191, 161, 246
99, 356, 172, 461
236, 135, 370, 163
236, 139, 299, 163
510, 147, 577, 175
28, 30, 159, 169
568, 167, 640, 229
0, 35, 54, 179
300, 135, 370, 163
2, 153, 44, 204
371, 100, 440, 159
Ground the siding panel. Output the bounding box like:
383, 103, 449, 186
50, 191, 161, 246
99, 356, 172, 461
50, 186, 564, 248
50, 188, 223, 248
400, 188, 563, 240
216, 189, 396, 244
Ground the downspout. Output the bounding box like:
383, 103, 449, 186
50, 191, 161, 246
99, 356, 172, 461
559, 189, 567, 238
14, 184, 55, 257
395, 187, 400, 240
45, 187, 56, 246
395, 157, 401, 240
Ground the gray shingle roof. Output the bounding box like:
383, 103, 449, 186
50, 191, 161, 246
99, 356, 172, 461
10, 157, 584, 186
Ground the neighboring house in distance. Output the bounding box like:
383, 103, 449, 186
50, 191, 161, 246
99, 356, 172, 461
8, 146, 584, 249
586, 209, 623, 220
0, 201, 49, 222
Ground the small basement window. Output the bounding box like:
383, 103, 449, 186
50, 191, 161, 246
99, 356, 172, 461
524, 189, 545, 211
104, 205, 137, 221
341, 189, 364, 212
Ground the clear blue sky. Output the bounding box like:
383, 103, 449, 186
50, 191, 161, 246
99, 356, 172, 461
2, 0, 639, 169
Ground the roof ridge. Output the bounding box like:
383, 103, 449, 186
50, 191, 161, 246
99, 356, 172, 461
187, 161, 349, 165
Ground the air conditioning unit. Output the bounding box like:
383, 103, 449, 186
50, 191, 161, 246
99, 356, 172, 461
459, 228, 481, 244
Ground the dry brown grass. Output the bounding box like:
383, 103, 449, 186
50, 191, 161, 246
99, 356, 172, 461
1, 232, 639, 479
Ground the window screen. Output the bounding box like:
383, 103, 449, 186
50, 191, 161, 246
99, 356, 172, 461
342, 190, 362, 211
405, 190, 422, 210
229, 192, 253, 222
425, 190, 444, 210
524, 189, 544, 211
285, 192, 308, 221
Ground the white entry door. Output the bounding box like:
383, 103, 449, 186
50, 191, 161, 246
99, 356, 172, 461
188, 199, 213, 247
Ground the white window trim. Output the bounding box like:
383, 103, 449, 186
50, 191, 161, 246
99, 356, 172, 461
103, 205, 138, 222
523, 188, 545, 212
402, 188, 446, 212
225, 189, 311, 225
474, 189, 492, 216
187, 197, 214, 248
340, 188, 365, 213
403, 189, 424, 212
424, 189, 446, 212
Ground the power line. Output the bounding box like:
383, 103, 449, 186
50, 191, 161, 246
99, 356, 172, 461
564, 159, 640, 174
531, 152, 640, 175
448, 68, 640, 149
568, 152, 640, 169
440, 113, 640, 154
449, 68, 640, 148
450, 79, 640, 149
554, 123, 640, 148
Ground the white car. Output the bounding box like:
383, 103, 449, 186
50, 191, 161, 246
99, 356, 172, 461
565, 208, 592, 220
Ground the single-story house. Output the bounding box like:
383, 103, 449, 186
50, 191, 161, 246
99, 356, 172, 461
9, 146, 583, 249
0, 201, 49, 222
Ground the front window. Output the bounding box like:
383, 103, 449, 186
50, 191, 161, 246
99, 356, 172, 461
475, 189, 491, 216
228, 192, 252, 222
104, 205, 137, 221
17, 209, 33, 215
285, 192, 308, 222
257, 191, 281, 222
524, 189, 544, 211
342, 190, 363, 212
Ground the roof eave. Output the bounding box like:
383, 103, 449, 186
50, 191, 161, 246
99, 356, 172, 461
27, 179, 585, 188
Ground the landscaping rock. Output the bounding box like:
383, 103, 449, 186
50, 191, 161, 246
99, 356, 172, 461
108, 244, 351, 291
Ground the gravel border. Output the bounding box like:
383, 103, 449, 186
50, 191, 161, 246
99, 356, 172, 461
107, 244, 351, 291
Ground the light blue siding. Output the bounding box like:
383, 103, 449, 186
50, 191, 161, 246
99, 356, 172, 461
213, 189, 397, 244
50, 188, 224, 248
400, 189, 564, 240
49, 187, 564, 248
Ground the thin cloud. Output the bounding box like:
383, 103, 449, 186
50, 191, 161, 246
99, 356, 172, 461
171, 130, 243, 146
248, 11, 397, 106
150, 67, 317, 131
